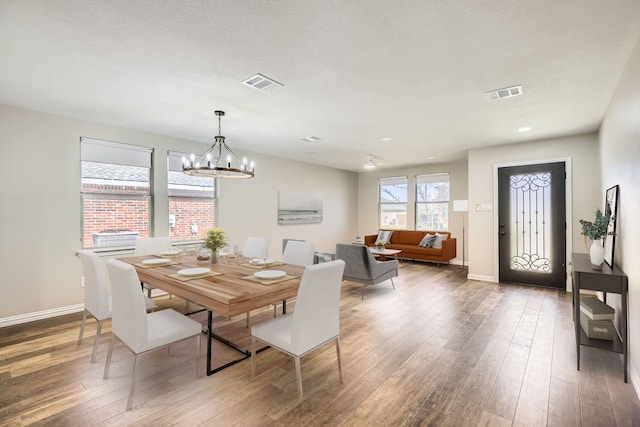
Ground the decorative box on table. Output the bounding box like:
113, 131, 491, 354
580, 296, 615, 341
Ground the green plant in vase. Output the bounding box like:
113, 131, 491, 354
375, 240, 386, 250
579, 208, 615, 269
203, 228, 228, 264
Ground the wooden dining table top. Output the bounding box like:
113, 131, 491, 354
119, 256, 304, 318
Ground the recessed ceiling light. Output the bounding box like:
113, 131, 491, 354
380, 137, 392, 142
518, 126, 532, 132
301, 136, 321, 142
426, 156, 435, 160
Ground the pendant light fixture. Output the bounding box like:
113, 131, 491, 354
182, 110, 255, 179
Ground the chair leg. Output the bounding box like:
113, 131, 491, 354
246, 311, 250, 328
335, 337, 344, 384
273, 304, 277, 318
390, 278, 396, 290
294, 356, 304, 404
103, 334, 116, 379
78, 309, 88, 344
147, 287, 152, 298
91, 319, 104, 363
195, 334, 201, 379
127, 354, 139, 411
250, 337, 256, 379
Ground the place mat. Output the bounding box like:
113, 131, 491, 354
241, 274, 297, 286
133, 260, 181, 269
240, 261, 287, 270
154, 252, 183, 258
167, 271, 224, 282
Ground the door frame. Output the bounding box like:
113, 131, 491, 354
492, 157, 573, 291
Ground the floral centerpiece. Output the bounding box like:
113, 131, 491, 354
203, 228, 228, 264
375, 239, 386, 249
579, 208, 615, 269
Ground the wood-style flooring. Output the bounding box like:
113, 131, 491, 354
1, 262, 639, 426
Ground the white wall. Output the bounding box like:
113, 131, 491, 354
0, 105, 358, 320
599, 36, 640, 392
357, 159, 469, 263
467, 134, 602, 282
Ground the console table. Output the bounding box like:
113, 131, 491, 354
571, 252, 628, 382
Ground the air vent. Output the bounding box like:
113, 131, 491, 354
241, 73, 284, 92
486, 84, 523, 100
301, 136, 321, 142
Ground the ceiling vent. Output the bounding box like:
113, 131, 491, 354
485, 84, 523, 100
241, 73, 284, 92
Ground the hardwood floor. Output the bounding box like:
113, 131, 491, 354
1, 262, 639, 426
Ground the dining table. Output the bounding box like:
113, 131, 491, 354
119, 255, 304, 375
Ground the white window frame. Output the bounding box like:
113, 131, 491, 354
378, 176, 408, 229
167, 151, 216, 242
80, 137, 153, 249
415, 173, 450, 231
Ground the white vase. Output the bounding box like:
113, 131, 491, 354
590, 238, 605, 270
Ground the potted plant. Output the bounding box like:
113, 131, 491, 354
375, 239, 386, 250
579, 208, 615, 270
203, 228, 228, 264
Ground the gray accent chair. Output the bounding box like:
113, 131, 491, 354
335, 244, 398, 299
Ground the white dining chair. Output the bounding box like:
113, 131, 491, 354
77, 250, 156, 363
272, 240, 316, 316
104, 259, 201, 411
282, 240, 316, 267
242, 237, 271, 326
135, 236, 172, 297
242, 237, 271, 260
251, 259, 346, 405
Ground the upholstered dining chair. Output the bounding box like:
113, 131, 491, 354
242, 236, 271, 260
104, 259, 201, 411
135, 236, 172, 297
335, 243, 398, 299
282, 240, 316, 267
251, 259, 346, 405
242, 237, 271, 326
77, 250, 156, 363
271, 240, 316, 316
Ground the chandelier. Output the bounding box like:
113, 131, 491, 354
182, 110, 255, 179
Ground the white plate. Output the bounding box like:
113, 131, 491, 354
161, 250, 180, 256
177, 267, 210, 277
142, 258, 171, 265
254, 270, 286, 279
250, 258, 274, 265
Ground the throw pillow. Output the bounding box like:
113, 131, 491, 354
419, 234, 437, 248
433, 233, 448, 249
376, 230, 393, 245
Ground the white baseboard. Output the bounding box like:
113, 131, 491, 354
0, 303, 84, 328
630, 360, 640, 401
467, 273, 498, 282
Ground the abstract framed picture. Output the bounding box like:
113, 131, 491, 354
278, 191, 323, 225
604, 184, 619, 268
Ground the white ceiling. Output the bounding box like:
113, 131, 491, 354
1, 1, 640, 172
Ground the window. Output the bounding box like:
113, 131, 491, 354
167, 151, 215, 242
416, 173, 450, 230
81, 138, 152, 248
379, 176, 408, 229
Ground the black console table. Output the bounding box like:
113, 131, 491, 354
572, 252, 628, 382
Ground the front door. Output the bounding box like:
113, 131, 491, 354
498, 162, 566, 288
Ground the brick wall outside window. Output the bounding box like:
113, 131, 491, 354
82, 195, 149, 248
169, 197, 214, 241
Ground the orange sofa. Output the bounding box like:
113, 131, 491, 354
364, 229, 457, 266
